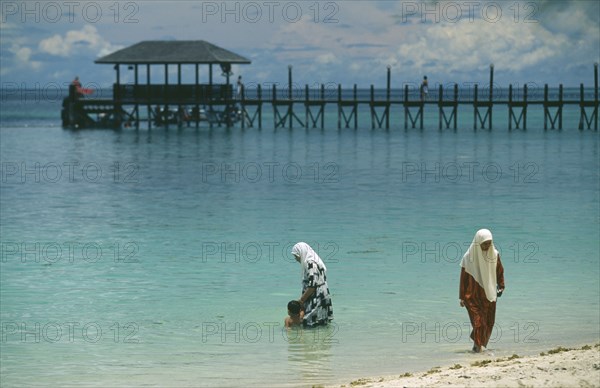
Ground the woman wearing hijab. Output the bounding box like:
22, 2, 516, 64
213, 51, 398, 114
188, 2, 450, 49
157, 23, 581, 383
459, 229, 505, 353
291, 242, 333, 327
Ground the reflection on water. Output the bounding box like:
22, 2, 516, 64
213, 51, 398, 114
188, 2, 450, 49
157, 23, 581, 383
286, 324, 336, 384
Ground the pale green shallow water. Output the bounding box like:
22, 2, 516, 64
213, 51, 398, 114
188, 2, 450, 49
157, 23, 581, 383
1, 95, 598, 387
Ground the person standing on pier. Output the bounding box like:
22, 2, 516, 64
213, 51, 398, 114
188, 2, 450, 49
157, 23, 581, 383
459, 229, 505, 353
236, 75, 243, 100
420, 75, 429, 101
292, 242, 333, 327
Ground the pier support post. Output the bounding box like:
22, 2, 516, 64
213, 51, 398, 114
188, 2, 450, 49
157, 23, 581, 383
353, 85, 358, 129
579, 63, 599, 130
386, 66, 391, 130
509, 84, 528, 130
489, 64, 494, 129
544, 84, 563, 130
258, 84, 263, 130
438, 84, 458, 130
305, 84, 325, 129
473, 84, 492, 130
473, 65, 494, 130
337, 84, 341, 129
338, 84, 358, 129
404, 84, 423, 130
273, 84, 279, 128
369, 85, 390, 130
273, 83, 303, 129
288, 65, 293, 129
241, 84, 263, 129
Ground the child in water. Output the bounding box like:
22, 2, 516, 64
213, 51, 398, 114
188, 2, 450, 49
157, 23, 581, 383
284, 300, 304, 328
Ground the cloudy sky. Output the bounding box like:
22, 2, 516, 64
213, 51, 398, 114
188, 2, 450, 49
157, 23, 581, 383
1, 0, 599, 91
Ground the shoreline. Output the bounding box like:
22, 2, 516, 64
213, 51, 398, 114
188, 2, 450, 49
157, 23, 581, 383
334, 343, 600, 388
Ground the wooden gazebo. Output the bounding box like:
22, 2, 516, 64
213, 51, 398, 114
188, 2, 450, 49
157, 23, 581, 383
63, 40, 251, 129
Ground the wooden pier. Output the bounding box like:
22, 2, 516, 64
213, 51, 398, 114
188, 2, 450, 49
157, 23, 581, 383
62, 42, 598, 131
240, 63, 597, 131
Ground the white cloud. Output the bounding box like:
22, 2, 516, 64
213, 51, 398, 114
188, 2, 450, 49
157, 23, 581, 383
38, 25, 122, 58
385, 17, 571, 81
253, 1, 597, 85
39, 34, 70, 56
15, 46, 32, 62
256, 4, 398, 83
316, 53, 338, 65
1, 1, 597, 86
8, 44, 42, 71
350, 63, 363, 72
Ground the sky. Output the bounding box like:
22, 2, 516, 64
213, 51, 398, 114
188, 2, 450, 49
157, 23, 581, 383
1, 0, 599, 92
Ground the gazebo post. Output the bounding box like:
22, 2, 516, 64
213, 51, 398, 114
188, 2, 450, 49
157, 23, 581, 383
115, 64, 121, 127
177, 63, 182, 128
147, 64, 151, 130
164, 63, 169, 130
209, 63, 213, 129
225, 64, 231, 128
115, 64, 120, 101
195, 63, 199, 129
134, 64, 139, 130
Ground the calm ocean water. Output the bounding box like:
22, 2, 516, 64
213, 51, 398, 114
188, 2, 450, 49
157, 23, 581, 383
1, 90, 599, 387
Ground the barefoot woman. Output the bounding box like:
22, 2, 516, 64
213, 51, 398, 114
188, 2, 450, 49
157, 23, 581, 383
459, 229, 505, 352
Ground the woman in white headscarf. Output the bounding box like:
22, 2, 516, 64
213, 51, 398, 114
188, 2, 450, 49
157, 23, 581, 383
291, 242, 333, 327
459, 229, 505, 352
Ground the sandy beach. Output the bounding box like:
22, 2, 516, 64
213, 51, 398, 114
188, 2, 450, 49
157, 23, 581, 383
336, 344, 600, 388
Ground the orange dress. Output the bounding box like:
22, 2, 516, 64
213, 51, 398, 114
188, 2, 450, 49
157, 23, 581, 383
459, 256, 505, 348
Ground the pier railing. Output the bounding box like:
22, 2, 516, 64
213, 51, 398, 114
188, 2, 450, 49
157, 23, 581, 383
114, 84, 233, 104
62, 64, 599, 131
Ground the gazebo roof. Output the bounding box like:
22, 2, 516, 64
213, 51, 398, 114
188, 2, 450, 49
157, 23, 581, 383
95, 40, 251, 65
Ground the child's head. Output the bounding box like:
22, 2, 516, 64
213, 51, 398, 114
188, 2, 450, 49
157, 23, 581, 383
288, 300, 302, 315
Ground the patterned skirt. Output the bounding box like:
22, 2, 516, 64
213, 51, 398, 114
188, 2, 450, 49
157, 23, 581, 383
302, 282, 333, 327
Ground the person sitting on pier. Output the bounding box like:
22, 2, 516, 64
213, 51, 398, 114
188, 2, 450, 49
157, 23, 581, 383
72, 76, 83, 98
71, 76, 92, 99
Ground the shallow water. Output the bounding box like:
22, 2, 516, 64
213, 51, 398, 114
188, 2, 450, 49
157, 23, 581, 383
1, 93, 599, 387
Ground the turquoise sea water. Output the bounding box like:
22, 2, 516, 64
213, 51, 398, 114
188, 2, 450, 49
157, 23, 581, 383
1, 91, 599, 387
